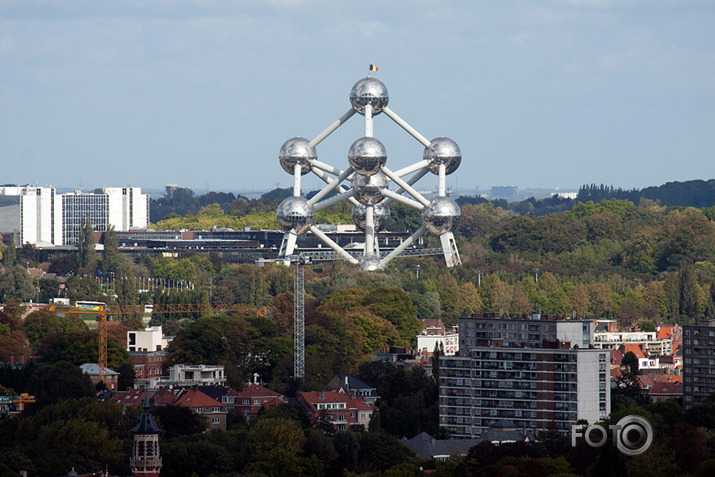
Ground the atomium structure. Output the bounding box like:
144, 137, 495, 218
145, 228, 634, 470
276, 75, 462, 271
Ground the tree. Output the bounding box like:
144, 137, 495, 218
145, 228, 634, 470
248, 417, 305, 461
115, 263, 142, 329
2, 237, 16, 267
27, 361, 96, 407
0, 265, 35, 302
101, 225, 120, 275
77, 216, 97, 273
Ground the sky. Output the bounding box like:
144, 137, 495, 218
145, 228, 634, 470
1, 0, 714, 196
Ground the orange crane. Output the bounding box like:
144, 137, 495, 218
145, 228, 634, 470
44, 302, 270, 385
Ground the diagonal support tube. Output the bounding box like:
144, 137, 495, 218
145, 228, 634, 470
309, 225, 360, 264
381, 166, 431, 207
378, 226, 428, 269
308, 166, 354, 206
383, 106, 431, 147
310, 109, 357, 148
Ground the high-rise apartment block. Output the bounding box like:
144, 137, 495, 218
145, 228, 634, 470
10, 186, 149, 246
439, 313, 609, 438
683, 319, 715, 409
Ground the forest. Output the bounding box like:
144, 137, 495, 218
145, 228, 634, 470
0, 180, 714, 476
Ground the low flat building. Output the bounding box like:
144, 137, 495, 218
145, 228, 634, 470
167, 364, 226, 387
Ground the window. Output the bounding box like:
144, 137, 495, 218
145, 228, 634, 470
212, 417, 220, 424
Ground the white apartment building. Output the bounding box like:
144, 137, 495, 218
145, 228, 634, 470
8, 186, 149, 246
127, 326, 172, 353
440, 313, 609, 438
593, 330, 673, 356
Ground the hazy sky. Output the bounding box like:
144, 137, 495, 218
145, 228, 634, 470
1, 0, 714, 195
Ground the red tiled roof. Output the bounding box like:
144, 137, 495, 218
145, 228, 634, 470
153, 388, 178, 405
622, 343, 646, 359
656, 325, 674, 340
111, 389, 147, 406
175, 389, 223, 409
299, 391, 374, 411
229, 384, 283, 399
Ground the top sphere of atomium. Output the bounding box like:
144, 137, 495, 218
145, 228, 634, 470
421, 196, 461, 235
350, 77, 389, 115
279, 137, 316, 175
348, 137, 387, 176
276, 196, 315, 235
424, 137, 461, 175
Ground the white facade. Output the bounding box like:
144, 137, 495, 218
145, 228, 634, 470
168, 364, 226, 386
18, 187, 62, 246
15, 186, 149, 246
127, 326, 172, 352
106, 187, 149, 232
417, 331, 459, 356
576, 351, 609, 424
593, 331, 672, 356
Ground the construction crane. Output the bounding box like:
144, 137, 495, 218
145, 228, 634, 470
259, 247, 445, 381
44, 302, 270, 386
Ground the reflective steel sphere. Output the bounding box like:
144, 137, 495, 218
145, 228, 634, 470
359, 255, 383, 271
352, 201, 391, 232
424, 137, 461, 175
352, 171, 389, 205
350, 77, 389, 115
348, 137, 387, 176
421, 196, 461, 235
279, 137, 316, 175
276, 196, 315, 234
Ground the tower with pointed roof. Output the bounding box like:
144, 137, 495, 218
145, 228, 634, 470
130, 396, 162, 477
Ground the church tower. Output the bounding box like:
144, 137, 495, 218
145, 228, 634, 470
131, 396, 162, 477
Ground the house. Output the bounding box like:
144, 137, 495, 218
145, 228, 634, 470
174, 388, 228, 431
402, 432, 481, 461
112, 388, 148, 407
326, 374, 379, 405
297, 391, 375, 431
130, 350, 168, 390
80, 363, 120, 391
223, 384, 286, 421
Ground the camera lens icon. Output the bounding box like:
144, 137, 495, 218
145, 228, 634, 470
612, 416, 653, 456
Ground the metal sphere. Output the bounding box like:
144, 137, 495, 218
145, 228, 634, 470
279, 137, 316, 175
359, 255, 383, 271
424, 137, 461, 175
349, 77, 389, 115
421, 196, 461, 235
276, 196, 315, 235
352, 201, 391, 232
348, 137, 387, 176
352, 171, 389, 205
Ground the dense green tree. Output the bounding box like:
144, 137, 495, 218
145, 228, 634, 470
27, 361, 96, 407
23, 310, 87, 348
114, 263, 142, 329
0, 265, 35, 301
77, 216, 97, 272
2, 237, 16, 266
101, 225, 120, 275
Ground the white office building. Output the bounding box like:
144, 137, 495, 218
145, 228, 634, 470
11, 186, 149, 246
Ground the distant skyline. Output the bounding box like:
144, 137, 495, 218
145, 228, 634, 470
1, 1, 714, 193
